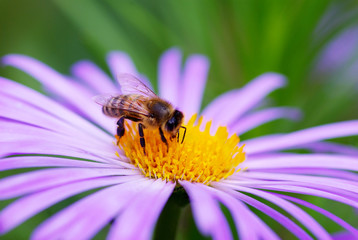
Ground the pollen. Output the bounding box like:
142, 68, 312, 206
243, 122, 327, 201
116, 115, 246, 185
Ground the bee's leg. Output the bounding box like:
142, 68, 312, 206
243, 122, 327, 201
138, 123, 146, 155
159, 127, 169, 152
180, 126, 187, 144
116, 117, 125, 144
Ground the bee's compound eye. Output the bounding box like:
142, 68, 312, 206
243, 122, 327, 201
165, 117, 176, 131
165, 110, 183, 132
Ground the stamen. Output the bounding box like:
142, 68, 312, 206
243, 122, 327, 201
116, 114, 246, 185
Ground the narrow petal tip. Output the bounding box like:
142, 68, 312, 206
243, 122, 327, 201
161, 47, 182, 59
106, 51, 138, 77
107, 51, 130, 61
187, 54, 210, 68
1, 54, 24, 67
285, 108, 303, 121
71, 60, 91, 74
256, 72, 287, 88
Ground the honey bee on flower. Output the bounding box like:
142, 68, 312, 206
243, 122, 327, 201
93, 74, 186, 154
1, 49, 358, 240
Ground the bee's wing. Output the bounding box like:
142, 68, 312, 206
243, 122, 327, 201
118, 73, 157, 98
92, 93, 151, 117
92, 94, 120, 107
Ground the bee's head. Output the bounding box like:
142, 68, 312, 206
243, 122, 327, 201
165, 110, 184, 137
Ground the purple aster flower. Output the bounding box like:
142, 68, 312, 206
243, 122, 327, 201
1, 48, 358, 240
316, 26, 358, 75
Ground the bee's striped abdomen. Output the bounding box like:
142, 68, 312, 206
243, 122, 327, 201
102, 95, 146, 118
102, 106, 122, 117
102, 95, 128, 117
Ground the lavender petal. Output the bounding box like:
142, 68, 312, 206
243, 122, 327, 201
158, 48, 182, 105
332, 232, 358, 240
203, 184, 279, 240
252, 168, 358, 182
213, 183, 312, 240
0, 121, 115, 155
0, 141, 121, 164
108, 180, 174, 240
246, 184, 358, 209
298, 142, 358, 156
277, 194, 358, 238
71, 60, 117, 93
0, 175, 140, 234
0, 167, 141, 200
244, 154, 358, 172
200, 89, 239, 121
180, 181, 233, 240
244, 120, 358, 154
0, 77, 114, 140
2, 55, 114, 132
177, 55, 209, 118
0, 156, 122, 171
238, 171, 358, 195
223, 185, 331, 240
230, 107, 301, 135
106, 51, 153, 90
107, 51, 139, 77
202, 73, 286, 128
31, 179, 151, 240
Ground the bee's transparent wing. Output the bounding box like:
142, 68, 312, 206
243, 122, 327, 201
118, 73, 157, 98
92, 94, 120, 107
92, 93, 151, 117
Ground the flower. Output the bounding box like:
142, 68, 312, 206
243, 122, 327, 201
1, 48, 358, 239
316, 25, 358, 76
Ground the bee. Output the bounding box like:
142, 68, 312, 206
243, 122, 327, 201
93, 74, 186, 154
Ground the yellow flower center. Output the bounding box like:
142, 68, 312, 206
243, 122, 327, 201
116, 115, 246, 185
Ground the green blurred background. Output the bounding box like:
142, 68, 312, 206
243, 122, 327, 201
1, 0, 358, 131
1, 0, 358, 239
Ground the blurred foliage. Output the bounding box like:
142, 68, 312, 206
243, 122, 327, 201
1, 0, 358, 129
1, 0, 358, 239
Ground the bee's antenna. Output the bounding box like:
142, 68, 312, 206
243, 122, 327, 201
180, 126, 186, 144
